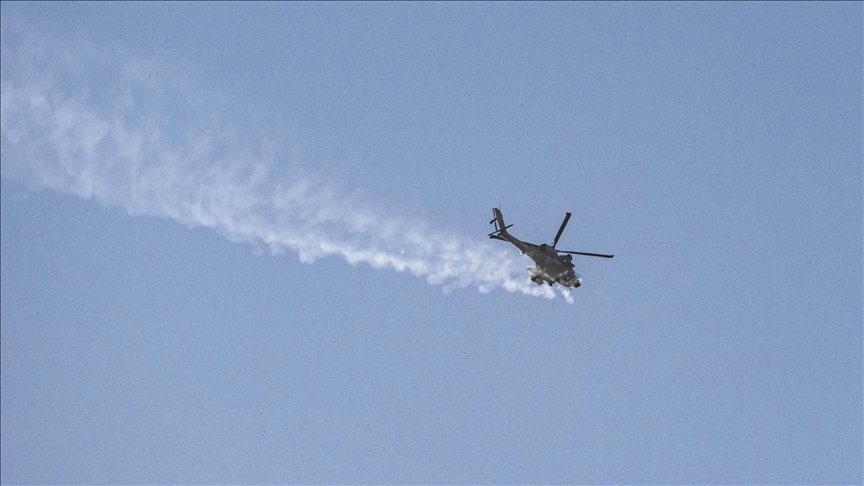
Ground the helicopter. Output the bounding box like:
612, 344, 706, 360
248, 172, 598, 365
488, 207, 613, 288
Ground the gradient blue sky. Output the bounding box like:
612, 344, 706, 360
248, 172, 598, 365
1, 2, 862, 484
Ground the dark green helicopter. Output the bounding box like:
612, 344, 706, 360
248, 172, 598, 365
488, 207, 613, 288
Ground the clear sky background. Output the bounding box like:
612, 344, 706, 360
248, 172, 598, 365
1, 2, 861, 484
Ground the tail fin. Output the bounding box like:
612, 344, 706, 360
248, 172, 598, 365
488, 207, 513, 240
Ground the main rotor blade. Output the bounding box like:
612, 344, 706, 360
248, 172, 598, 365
559, 250, 614, 258
552, 212, 571, 248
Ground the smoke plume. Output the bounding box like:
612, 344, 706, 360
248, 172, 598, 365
1, 21, 573, 302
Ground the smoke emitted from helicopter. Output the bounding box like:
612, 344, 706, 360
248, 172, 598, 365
1, 22, 574, 302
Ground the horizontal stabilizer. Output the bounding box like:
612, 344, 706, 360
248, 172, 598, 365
487, 224, 512, 238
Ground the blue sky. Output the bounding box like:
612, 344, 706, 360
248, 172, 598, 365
1, 2, 861, 484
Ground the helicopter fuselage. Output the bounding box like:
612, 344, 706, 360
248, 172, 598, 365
491, 230, 581, 288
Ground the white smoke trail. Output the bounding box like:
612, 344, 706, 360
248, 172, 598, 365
1, 21, 572, 302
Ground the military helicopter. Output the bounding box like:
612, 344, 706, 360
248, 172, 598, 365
488, 207, 613, 288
